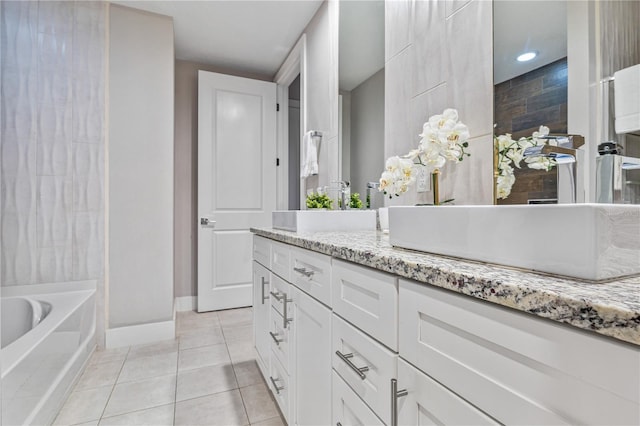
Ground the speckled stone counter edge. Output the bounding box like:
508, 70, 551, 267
252, 228, 640, 346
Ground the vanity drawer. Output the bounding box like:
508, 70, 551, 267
332, 259, 398, 350
269, 273, 290, 318
397, 358, 499, 426
332, 370, 384, 426
290, 246, 332, 306
332, 314, 397, 425
270, 241, 291, 281
252, 235, 270, 268
270, 310, 290, 373
399, 279, 640, 425
269, 354, 290, 423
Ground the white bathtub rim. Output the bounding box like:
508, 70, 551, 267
0, 280, 96, 298
1, 289, 96, 379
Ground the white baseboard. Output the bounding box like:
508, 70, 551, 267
175, 296, 196, 312
106, 319, 175, 349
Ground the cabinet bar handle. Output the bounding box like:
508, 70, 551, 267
293, 266, 314, 277
261, 277, 269, 304
391, 378, 408, 426
270, 290, 284, 301
269, 376, 284, 394
336, 351, 369, 380
269, 331, 283, 345
282, 292, 292, 329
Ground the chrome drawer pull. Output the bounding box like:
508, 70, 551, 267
293, 266, 314, 277
270, 290, 284, 301
270, 376, 284, 394
391, 378, 408, 426
336, 351, 369, 380
269, 331, 283, 345
261, 277, 269, 304
282, 292, 292, 329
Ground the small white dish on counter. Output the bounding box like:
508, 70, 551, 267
388, 204, 640, 281
272, 210, 377, 233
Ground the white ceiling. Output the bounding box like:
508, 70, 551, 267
113, 0, 323, 78
339, 0, 384, 91
493, 1, 567, 84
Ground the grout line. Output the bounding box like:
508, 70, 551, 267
224, 314, 252, 424
97, 345, 130, 422
173, 339, 179, 426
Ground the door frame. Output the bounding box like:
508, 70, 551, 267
274, 34, 307, 210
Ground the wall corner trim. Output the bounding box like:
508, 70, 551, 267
175, 296, 197, 312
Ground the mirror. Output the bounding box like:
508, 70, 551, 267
493, 1, 568, 204
338, 0, 385, 203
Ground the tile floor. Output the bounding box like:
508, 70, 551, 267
54, 308, 285, 426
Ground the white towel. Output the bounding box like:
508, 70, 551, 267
301, 130, 319, 178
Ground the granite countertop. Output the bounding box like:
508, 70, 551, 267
251, 227, 640, 346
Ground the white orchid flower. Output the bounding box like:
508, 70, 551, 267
442, 108, 459, 122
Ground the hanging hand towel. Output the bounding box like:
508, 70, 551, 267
301, 130, 319, 178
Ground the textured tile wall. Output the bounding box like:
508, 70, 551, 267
384, 0, 494, 206
1, 1, 105, 288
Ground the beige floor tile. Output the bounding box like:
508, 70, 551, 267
174, 390, 249, 426
218, 307, 252, 328
178, 343, 230, 371
89, 347, 129, 366
251, 416, 286, 426
240, 383, 280, 424
127, 339, 179, 360
118, 352, 178, 383
177, 311, 220, 335
73, 421, 100, 426
227, 340, 257, 364
232, 360, 264, 388
222, 324, 253, 343
103, 375, 176, 418
53, 386, 112, 425
176, 363, 238, 402
99, 403, 174, 426
179, 326, 225, 350
74, 360, 123, 391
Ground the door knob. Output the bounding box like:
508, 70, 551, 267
200, 217, 216, 227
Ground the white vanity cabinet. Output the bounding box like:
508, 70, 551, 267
253, 233, 640, 426
252, 260, 271, 377
289, 285, 332, 426
398, 278, 640, 426
397, 358, 499, 425
253, 235, 332, 425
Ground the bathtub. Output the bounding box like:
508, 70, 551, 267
1, 285, 96, 426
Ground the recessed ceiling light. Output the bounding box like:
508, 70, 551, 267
517, 51, 537, 62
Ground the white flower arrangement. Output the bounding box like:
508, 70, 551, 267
495, 125, 557, 199
379, 109, 471, 198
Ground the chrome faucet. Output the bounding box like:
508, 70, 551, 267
522, 135, 585, 203
332, 181, 351, 210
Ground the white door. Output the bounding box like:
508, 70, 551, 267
198, 71, 276, 312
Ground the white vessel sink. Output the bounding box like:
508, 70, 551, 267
388, 204, 640, 281
272, 210, 377, 233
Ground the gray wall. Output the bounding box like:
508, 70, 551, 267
174, 60, 270, 299
0, 0, 107, 340
384, 0, 494, 206
350, 69, 385, 198
108, 5, 174, 328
